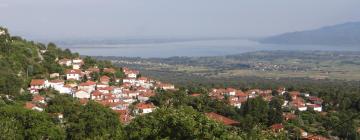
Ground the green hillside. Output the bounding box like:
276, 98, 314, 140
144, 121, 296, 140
1, 27, 359, 140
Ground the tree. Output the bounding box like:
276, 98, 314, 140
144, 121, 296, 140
66, 101, 124, 139
0, 73, 22, 96
0, 116, 24, 140
240, 97, 269, 129
0, 105, 65, 139
125, 106, 238, 140
268, 97, 284, 125
90, 72, 100, 81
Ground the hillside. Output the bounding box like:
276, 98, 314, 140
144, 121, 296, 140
259, 22, 360, 46
0, 27, 276, 139
1, 27, 359, 139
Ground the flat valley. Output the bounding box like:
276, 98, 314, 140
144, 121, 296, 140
95, 51, 360, 83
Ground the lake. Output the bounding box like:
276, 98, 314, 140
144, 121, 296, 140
60, 39, 360, 58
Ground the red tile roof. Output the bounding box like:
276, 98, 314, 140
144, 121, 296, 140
79, 81, 97, 86
98, 86, 114, 91
135, 102, 155, 109
139, 91, 155, 97
236, 92, 248, 98
205, 112, 239, 126
65, 69, 82, 75
91, 90, 103, 96
138, 77, 148, 81
30, 79, 45, 86
32, 95, 45, 102
49, 79, 64, 83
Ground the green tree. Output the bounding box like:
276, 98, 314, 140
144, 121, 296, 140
0, 116, 24, 140
0, 105, 65, 139
125, 106, 238, 140
66, 101, 124, 139
268, 97, 284, 125
240, 97, 269, 129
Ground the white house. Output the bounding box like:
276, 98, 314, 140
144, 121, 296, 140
123, 78, 136, 85
72, 63, 82, 69
32, 95, 46, 104
72, 58, 83, 64
225, 88, 236, 96
127, 72, 138, 78
54, 85, 72, 94
290, 100, 307, 111
307, 104, 322, 112
137, 91, 155, 102
291, 104, 307, 111
297, 106, 307, 111
134, 102, 156, 115
98, 86, 114, 94
74, 90, 90, 99
29, 79, 48, 93
91, 90, 104, 100
123, 90, 139, 98
65, 69, 82, 80
113, 87, 123, 95
47, 79, 65, 88
230, 101, 242, 109
58, 58, 72, 66
122, 97, 136, 104
30, 79, 47, 89
78, 81, 96, 93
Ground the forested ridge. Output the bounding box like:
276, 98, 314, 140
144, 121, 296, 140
0, 27, 359, 139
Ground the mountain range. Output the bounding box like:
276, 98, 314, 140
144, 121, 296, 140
259, 21, 360, 46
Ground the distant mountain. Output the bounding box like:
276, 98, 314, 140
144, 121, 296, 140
259, 22, 360, 46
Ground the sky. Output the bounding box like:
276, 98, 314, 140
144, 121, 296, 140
1, 0, 360, 40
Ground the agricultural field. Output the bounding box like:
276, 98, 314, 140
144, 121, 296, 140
96, 51, 360, 81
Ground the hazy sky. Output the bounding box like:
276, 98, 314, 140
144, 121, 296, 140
1, 0, 360, 40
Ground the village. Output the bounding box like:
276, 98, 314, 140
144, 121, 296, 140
26, 57, 327, 140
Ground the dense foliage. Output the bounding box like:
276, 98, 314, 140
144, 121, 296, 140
0, 104, 65, 139
125, 106, 238, 140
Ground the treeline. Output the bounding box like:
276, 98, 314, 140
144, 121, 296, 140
1, 93, 283, 140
